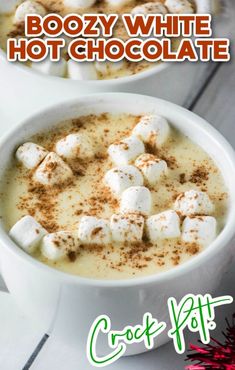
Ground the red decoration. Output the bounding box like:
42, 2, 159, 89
185, 316, 235, 370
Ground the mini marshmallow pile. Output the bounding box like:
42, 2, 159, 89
174, 189, 217, 247
131, 0, 194, 14
9, 188, 217, 261
31, 53, 126, 80
13, 1, 125, 79
13, 0, 194, 30
76, 188, 216, 248
16, 142, 73, 186
13, 0, 125, 79
9, 114, 217, 261
13, 0, 194, 18
106, 114, 169, 191
105, 0, 194, 13
102, 113, 217, 249
12, 0, 195, 79
9, 215, 80, 261
15, 132, 96, 186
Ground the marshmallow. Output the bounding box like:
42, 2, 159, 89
16, 142, 48, 169
41, 231, 79, 261
63, 0, 96, 9
108, 136, 145, 166
165, 0, 194, 14
9, 215, 47, 254
106, 0, 132, 8
132, 2, 168, 15
132, 114, 170, 147
56, 133, 95, 160
104, 165, 143, 197
135, 154, 167, 185
67, 60, 98, 80
31, 59, 67, 78
174, 190, 214, 216
34, 152, 73, 186
78, 216, 112, 245
110, 213, 144, 243
182, 216, 217, 247
95, 61, 124, 75
14, 1, 47, 24
120, 186, 152, 215
146, 210, 180, 242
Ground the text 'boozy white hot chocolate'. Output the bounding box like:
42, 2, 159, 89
0, 0, 197, 80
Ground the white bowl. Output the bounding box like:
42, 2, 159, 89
0, 93, 234, 356
0, 0, 214, 120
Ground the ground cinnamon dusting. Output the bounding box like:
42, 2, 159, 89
179, 173, 186, 184
186, 243, 200, 255
161, 155, 178, 170
67, 251, 77, 262
190, 166, 209, 185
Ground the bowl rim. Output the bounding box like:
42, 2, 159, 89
0, 92, 234, 288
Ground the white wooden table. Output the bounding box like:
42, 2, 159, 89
0, 1, 235, 368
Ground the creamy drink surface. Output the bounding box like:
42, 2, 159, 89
0, 0, 195, 80
0, 113, 228, 279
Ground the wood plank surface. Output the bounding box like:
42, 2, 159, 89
193, 59, 235, 146
0, 292, 45, 370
